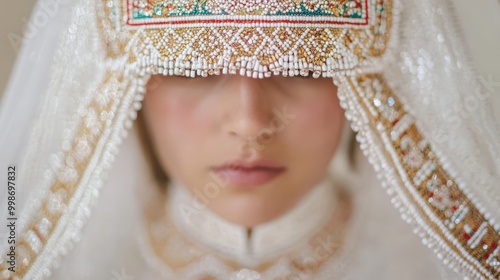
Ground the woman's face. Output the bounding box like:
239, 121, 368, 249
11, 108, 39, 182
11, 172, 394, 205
142, 74, 344, 227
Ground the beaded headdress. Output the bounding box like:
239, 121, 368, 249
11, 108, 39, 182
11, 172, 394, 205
101, 0, 392, 77
1, 0, 500, 279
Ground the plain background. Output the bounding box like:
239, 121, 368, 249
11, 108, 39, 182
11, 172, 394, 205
1, 0, 500, 121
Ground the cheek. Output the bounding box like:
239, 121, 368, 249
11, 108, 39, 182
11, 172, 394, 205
292, 93, 343, 148
144, 92, 207, 143
284, 92, 344, 177
143, 92, 210, 175
144, 93, 183, 141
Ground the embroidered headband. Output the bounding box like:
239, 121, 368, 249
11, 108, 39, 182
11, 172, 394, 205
100, 0, 392, 77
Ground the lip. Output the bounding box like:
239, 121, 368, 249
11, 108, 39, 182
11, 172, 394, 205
212, 159, 286, 187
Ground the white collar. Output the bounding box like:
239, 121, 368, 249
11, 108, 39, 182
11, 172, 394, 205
167, 178, 336, 265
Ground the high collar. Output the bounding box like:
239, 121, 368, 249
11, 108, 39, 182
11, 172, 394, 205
167, 178, 336, 265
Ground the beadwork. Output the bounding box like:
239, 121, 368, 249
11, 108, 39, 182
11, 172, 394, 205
127, 0, 367, 23
342, 73, 500, 279
2, 0, 499, 279
101, 0, 391, 77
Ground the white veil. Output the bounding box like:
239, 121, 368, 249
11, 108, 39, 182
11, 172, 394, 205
0, 0, 73, 214
1, 0, 499, 279
386, 0, 500, 217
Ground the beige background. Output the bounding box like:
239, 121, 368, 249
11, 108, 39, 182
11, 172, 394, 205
1, 1, 500, 115
1, 1, 36, 94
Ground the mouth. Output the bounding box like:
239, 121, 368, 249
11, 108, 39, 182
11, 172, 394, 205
212, 159, 286, 187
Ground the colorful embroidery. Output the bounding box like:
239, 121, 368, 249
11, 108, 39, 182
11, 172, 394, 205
101, 0, 391, 79
0, 69, 131, 280
346, 74, 500, 279
0, 1, 392, 277
10, 0, 500, 279
127, 0, 367, 25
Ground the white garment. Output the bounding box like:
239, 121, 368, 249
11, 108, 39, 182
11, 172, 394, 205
1, 0, 499, 279
168, 177, 336, 265
49, 129, 455, 280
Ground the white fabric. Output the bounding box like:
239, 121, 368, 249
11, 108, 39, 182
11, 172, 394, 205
51, 130, 456, 279
385, 0, 500, 222
324, 146, 458, 280
0, 0, 75, 217
0, 0, 499, 279
169, 176, 335, 264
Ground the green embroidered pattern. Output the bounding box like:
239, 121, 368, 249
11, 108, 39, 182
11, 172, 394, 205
129, 0, 365, 20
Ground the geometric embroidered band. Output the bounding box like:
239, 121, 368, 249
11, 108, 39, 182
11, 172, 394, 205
347, 73, 500, 279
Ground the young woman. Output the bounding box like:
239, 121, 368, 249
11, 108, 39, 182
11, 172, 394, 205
1, 0, 499, 279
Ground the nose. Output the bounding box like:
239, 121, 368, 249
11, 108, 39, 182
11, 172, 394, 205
223, 76, 274, 139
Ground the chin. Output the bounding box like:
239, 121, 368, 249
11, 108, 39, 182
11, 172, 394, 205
214, 192, 298, 227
